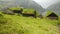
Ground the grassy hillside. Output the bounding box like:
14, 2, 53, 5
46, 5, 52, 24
0, 12, 60, 34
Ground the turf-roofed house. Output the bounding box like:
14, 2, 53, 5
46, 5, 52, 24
22, 9, 37, 18
42, 11, 59, 20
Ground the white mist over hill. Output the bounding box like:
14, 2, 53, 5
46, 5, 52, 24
33, 0, 60, 9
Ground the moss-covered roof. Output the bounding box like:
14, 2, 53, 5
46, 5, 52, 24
45, 11, 53, 17
9, 7, 22, 10
23, 9, 35, 14
43, 11, 58, 17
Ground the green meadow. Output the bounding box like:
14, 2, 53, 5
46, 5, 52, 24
0, 7, 60, 34
0, 12, 60, 34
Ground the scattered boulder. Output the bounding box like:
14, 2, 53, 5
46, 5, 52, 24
2, 10, 14, 15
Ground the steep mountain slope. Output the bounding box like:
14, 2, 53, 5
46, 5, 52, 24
46, 2, 60, 16
0, 0, 44, 13
16, 0, 45, 13
46, 2, 60, 11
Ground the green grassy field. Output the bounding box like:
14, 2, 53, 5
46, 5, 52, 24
0, 13, 60, 34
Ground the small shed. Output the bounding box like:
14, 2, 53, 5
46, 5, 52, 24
38, 14, 43, 19
42, 11, 59, 20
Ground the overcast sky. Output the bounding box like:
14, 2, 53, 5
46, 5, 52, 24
33, 0, 60, 9
0, 0, 60, 9
0, 0, 13, 1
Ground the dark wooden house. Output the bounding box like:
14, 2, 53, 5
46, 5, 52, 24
47, 12, 58, 20
42, 11, 59, 20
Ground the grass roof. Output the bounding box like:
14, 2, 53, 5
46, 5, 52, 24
23, 9, 35, 14
9, 7, 22, 10
46, 11, 53, 17
44, 11, 58, 17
